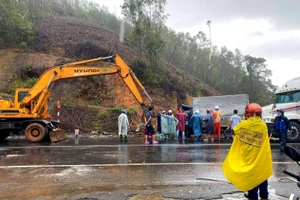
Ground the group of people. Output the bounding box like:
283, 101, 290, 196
118, 106, 159, 144
118, 103, 292, 199
202, 106, 222, 141
153, 105, 229, 142
118, 105, 244, 143
145, 106, 215, 142
171, 105, 223, 142
158, 109, 180, 139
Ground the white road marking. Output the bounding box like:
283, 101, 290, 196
0, 143, 235, 150
5, 154, 23, 157
0, 161, 295, 169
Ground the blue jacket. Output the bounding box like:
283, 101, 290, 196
191, 113, 202, 137
273, 115, 291, 132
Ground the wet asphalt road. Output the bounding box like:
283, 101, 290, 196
0, 135, 300, 200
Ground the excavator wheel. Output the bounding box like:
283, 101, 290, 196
25, 123, 46, 143
0, 130, 10, 141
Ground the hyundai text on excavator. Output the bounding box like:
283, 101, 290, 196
0, 54, 152, 142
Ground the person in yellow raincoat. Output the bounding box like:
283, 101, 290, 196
222, 103, 272, 200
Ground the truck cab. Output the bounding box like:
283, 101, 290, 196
262, 76, 300, 142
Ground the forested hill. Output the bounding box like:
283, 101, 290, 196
0, 0, 276, 105
0, 0, 275, 107
0, 0, 274, 105
0, 0, 219, 133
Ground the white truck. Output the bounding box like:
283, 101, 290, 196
192, 94, 249, 138
262, 76, 300, 142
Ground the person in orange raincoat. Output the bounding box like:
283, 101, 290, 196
222, 103, 273, 200
212, 105, 221, 140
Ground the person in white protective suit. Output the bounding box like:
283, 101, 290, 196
118, 109, 129, 141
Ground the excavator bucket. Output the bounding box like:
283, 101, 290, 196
49, 128, 66, 142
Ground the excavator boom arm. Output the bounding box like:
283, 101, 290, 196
20, 55, 152, 110
114, 55, 152, 105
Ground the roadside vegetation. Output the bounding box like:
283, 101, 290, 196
0, 0, 276, 106
0, 0, 277, 133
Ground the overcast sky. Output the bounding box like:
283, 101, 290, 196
93, 0, 300, 87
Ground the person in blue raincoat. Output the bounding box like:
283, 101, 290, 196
190, 110, 202, 140
272, 109, 291, 152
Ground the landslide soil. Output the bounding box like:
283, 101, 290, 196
0, 17, 221, 133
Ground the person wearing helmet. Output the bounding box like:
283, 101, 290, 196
118, 109, 129, 141
190, 109, 202, 140
203, 109, 214, 142
272, 109, 291, 152
212, 105, 221, 141
222, 103, 272, 200
160, 109, 178, 138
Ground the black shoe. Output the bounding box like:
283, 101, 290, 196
280, 147, 284, 152
244, 193, 258, 200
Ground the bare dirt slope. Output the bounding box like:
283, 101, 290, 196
0, 17, 221, 133
32, 17, 221, 97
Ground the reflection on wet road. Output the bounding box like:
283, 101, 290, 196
0, 136, 299, 199
0, 137, 297, 166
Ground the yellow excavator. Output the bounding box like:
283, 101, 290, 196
0, 54, 152, 142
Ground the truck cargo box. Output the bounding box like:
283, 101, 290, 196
193, 94, 249, 131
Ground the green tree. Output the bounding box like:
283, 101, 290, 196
1, 0, 277, 104
0, 0, 34, 48
242, 55, 275, 105
122, 0, 168, 67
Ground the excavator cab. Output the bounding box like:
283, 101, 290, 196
14, 88, 30, 107
0, 89, 27, 110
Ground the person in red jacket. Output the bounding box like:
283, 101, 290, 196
176, 108, 188, 139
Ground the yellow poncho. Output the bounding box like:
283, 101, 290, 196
222, 116, 273, 191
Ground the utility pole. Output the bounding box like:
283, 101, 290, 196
206, 20, 212, 57
206, 20, 212, 81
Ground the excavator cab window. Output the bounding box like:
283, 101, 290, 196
18, 92, 28, 103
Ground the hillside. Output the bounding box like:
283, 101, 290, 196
0, 17, 221, 133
